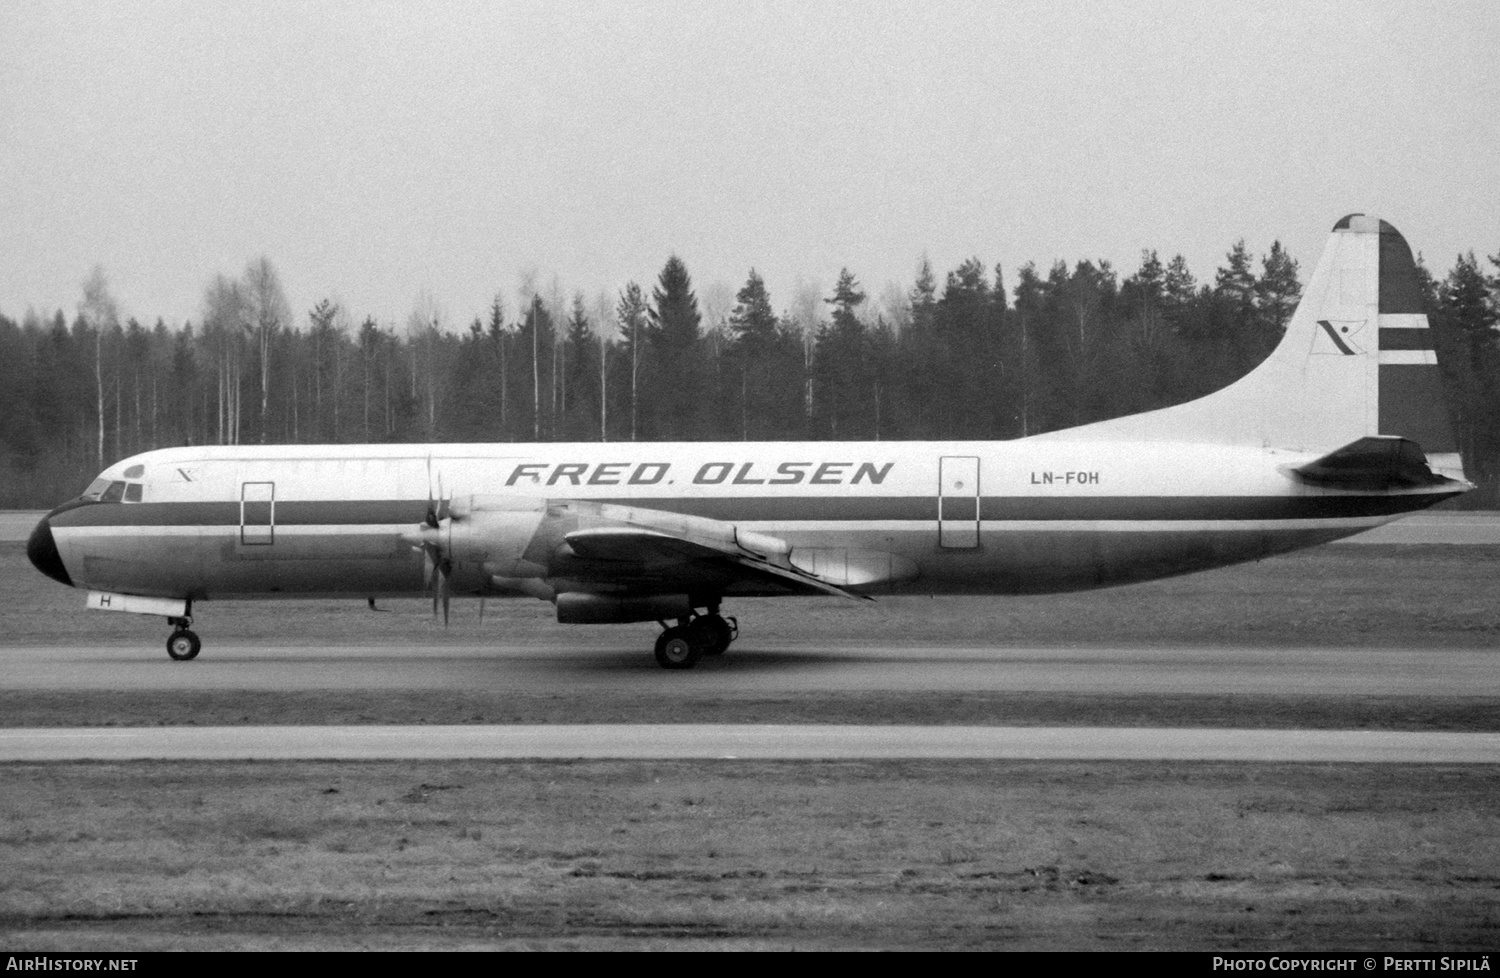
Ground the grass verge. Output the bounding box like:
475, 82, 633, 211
1, 759, 1496, 951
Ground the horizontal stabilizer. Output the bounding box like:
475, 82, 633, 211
1291, 437, 1451, 491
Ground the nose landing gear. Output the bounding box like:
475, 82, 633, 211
166, 615, 201, 661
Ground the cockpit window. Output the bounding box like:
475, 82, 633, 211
79, 477, 138, 503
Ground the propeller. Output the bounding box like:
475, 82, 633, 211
424, 457, 450, 528
411, 456, 455, 626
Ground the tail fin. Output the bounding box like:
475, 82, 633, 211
1045, 214, 1466, 482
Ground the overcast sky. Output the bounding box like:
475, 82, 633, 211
3, 0, 1497, 332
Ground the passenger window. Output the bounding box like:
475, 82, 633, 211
124, 483, 143, 503
101, 481, 126, 503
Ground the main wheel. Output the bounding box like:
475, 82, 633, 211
167, 629, 201, 661
693, 615, 735, 656
654, 626, 702, 670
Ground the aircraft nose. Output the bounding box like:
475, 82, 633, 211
27, 514, 73, 587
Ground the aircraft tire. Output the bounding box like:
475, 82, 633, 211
654, 627, 702, 670
695, 615, 734, 656
167, 629, 201, 661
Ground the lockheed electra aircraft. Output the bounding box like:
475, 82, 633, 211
27, 215, 1470, 668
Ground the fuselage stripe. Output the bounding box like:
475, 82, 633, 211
48, 492, 1460, 529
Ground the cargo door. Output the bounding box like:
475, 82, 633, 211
240, 481, 275, 546
938, 456, 980, 548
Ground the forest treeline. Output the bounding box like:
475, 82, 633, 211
2, 240, 1498, 508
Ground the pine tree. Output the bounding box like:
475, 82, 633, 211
729, 269, 777, 440
730, 269, 777, 353
1164, 254, 1197, 312
647, 256, 702, 439
1432, 252, 1500, 498
939, 258, 993, 436
564, 293, 598, 440
814, 269, 869, 438
1254, 241, 1301, 354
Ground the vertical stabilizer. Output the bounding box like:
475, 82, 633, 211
1368, 217, 1464, 481
1042, 215, 1465, 481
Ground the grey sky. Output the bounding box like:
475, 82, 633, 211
3, 0, 1496, 333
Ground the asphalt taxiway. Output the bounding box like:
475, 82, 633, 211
3, 723, 1497, 763
5, 510, 1496, 768
2, 641, 1495, 697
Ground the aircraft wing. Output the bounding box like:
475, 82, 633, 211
560, 522, 872, 601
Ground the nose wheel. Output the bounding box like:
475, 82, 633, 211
166, 616, 201, 661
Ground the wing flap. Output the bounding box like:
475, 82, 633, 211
561, 524, 870, 601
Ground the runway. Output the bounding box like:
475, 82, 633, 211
4, 723, 1498, 763
3, 641, 1497, 697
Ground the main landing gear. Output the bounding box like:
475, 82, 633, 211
653, 611, 738, 670
166, 614, 201, 661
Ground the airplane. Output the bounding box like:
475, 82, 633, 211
27, 214, 1470, 669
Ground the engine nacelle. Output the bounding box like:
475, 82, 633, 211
555, 592, 693, 624
407, 495, 550, 577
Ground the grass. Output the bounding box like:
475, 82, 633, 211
1, 760, 1497, 950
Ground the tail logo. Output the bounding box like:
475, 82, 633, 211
1314, 319, 1367, 356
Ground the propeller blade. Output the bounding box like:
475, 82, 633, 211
428, 558, 452, 627
439, 560, 451, 627
425, 455, 439, 527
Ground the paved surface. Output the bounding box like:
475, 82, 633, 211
3, 641, 1496, 697
3, 723, 1497, 763
1338, 512, 1500, 544
0, 512, 41, 542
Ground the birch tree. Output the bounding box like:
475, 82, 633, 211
78, 266, 118, 468
243, 257, 291, 444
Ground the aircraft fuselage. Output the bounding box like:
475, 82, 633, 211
33, 438, 1459, 604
